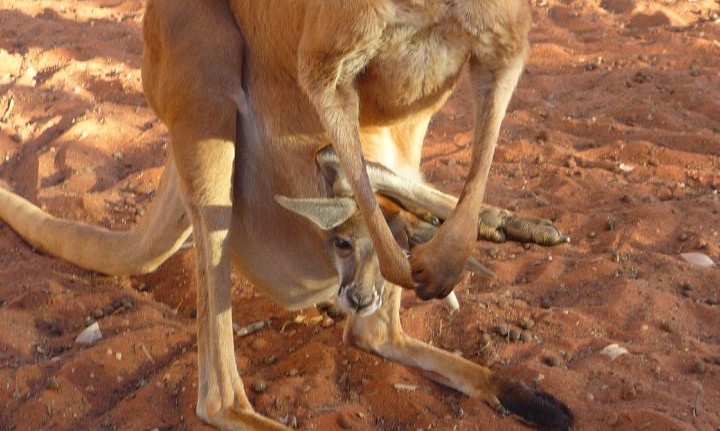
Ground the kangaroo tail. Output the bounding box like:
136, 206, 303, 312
0, 156, 191, 275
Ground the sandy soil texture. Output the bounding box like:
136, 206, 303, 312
1, 0, 719, 430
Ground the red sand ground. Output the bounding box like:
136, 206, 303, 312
1, 1, 719, 430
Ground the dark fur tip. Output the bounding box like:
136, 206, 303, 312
496, 378, 575, 431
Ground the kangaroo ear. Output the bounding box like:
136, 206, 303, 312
275, 195, 358, 230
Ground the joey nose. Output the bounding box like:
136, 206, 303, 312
348, 289, 373, 311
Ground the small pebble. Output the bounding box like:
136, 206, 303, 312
322, 317, 335, 328
606, 411, 619, 426
136, 283, 148, 292
337, 412, 356, 429
93, 308, 104, 319
658, 321, 676, 333
509, 328, 521, 342
252, 379, 267, 393
75, 322, 103, 344
680, 252, 715, 268
588, 231, 597, 239
621, 383, 637, 400
520, 331, 533, 343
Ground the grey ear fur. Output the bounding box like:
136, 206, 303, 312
402, 216, 495, 279
275, 195, 358, 230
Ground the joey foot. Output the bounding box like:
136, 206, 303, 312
504, 216, 569, 245
477, 208, 569, 246
493, 376, 574, 431
410, 226, 474, 300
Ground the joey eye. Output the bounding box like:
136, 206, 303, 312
333, 237, 352, 251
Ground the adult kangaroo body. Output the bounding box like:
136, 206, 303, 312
0, 0, 574, 429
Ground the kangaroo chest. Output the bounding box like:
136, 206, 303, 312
357, 20, 470, 125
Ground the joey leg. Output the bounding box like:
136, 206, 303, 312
345, 285, 574, 430
317, 146, 568, 258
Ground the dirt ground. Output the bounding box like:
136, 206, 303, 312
1, 0, 719, 430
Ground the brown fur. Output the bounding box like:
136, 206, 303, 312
229, 0, 532, 298
0, 0, 576, 429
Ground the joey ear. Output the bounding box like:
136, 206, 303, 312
315, 145, 354, 195
404, 220, 438, 248
275, 195, 358, 230
400, 214, 495, 279
385, 214, 410, 251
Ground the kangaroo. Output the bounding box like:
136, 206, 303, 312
0, 0, 574, 429
277, 185, 573, 431
0, 144, 572, 430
